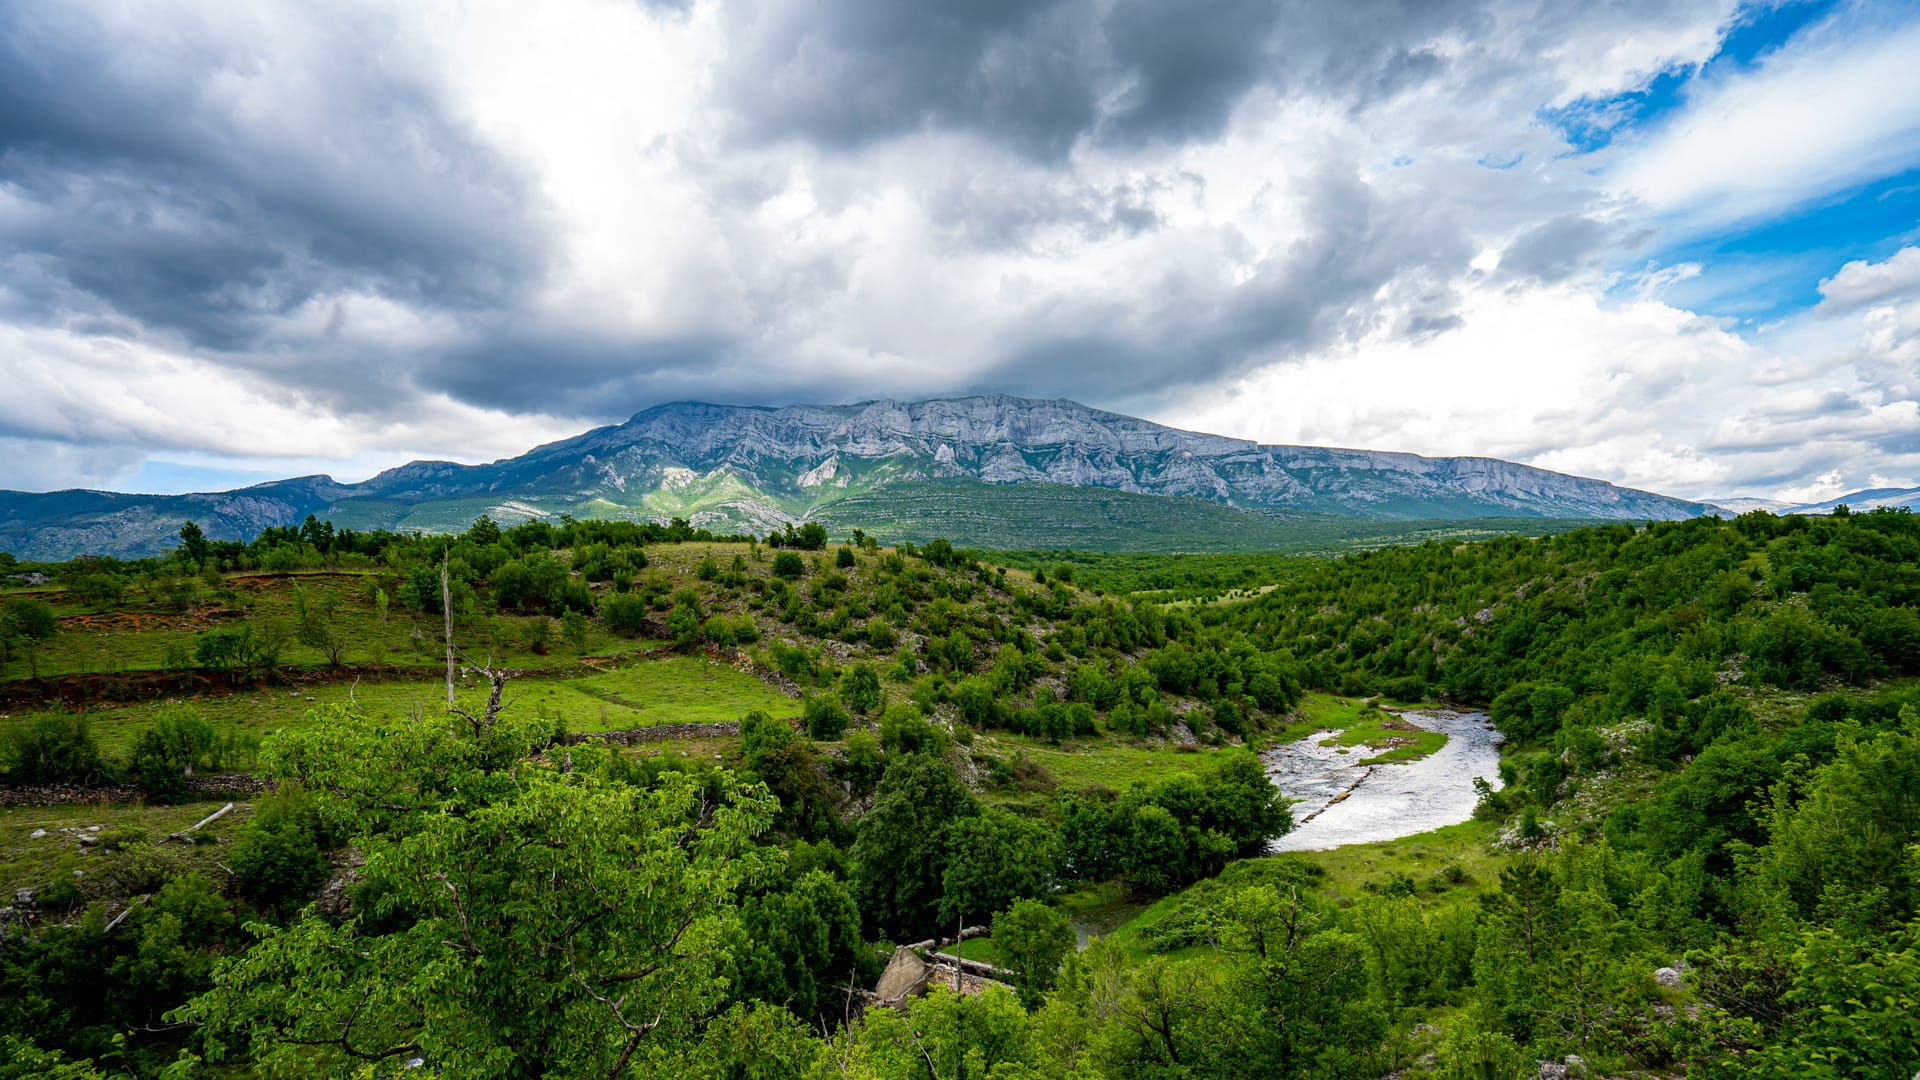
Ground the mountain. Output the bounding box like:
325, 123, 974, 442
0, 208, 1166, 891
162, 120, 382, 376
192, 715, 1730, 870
1795, 486, 1920, 514
0, 396, 1708, 559
1706, 486, 1920, 517
1703, 496, 1802, 515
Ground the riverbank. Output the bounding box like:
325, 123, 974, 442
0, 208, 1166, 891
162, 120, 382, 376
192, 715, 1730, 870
1263, 708, 1503, 852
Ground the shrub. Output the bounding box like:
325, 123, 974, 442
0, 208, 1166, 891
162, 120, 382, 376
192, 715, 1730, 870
879, 704, 946, 757
601, 591, 650, 635
804, 695, 851, 740
231, 793, 332, 910
3, 714, 106, 785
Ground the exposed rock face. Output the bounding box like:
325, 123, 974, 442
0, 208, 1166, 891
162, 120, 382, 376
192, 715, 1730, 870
370, 396, 1702, 519
0, 395, 1706, 558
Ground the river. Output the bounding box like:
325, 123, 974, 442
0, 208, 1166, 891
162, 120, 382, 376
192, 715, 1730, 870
1262, 709, 1504, 851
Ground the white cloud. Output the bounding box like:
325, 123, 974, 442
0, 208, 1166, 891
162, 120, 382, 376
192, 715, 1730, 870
0, 0, 1913, 506
1818, 245, 1920, 311
1173, 269, 1920, 501
1613, 10, 1920, 230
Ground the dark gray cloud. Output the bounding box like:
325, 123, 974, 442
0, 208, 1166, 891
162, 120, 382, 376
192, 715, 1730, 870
720, 0, 1104, 159
1499, 215, 1612, 283
719, 0, 1479, 158
979, 168, 1474, 400
0, 5, 550, 351
5, 0, 1904, 504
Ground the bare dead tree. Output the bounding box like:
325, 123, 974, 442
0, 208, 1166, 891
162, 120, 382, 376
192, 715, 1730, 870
442, 551, 455, 711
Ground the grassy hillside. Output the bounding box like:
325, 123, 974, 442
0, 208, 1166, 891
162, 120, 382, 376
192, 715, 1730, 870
3, 510, 1918, 1078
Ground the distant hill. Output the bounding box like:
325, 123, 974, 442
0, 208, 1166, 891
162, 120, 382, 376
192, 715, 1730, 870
1705, 486, 1920, 517
0, 396, 1707, 559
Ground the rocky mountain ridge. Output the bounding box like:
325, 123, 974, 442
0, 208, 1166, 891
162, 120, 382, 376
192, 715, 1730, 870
0, 396, 1707, 559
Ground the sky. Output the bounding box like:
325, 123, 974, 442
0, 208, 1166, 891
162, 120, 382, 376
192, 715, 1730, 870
2, 0, 1918, 504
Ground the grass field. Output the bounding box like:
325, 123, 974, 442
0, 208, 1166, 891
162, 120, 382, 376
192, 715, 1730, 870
973, 732, 1248, 801
1, 655, 800, 758
0, 569, 657, 682
1262, 693, 1450, 764
0, 798, 256, 903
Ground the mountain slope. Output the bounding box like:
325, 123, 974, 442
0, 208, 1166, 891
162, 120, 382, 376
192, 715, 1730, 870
1706, 486, 1920, 517
0, 396, 1707, 559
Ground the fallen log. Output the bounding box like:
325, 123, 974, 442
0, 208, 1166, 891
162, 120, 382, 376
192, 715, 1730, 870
903, 926, 988, 952
164, 802, 234, 842
925, 952, 1013, 981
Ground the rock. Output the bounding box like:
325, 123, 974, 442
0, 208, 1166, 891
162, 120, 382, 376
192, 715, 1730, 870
1564, 1054, 1588, 1078
873, 947, 933, 1004
1536, 1063, 1568, 1080
13, 888, 34, 906
77, 834, 99, 847
1654, 966, 1685, 989
28, 828, 47, 839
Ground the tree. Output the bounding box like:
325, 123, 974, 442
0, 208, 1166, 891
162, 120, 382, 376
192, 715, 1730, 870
561, 609, 590, 654
851, 754, 979, 940
735, 870, 875, 1028
992, 899, 1073, 1007
180, 703, 780, 1078
0, 598, 56, 674
773, 551, 806, 580
293, 584, 349, 666
178, 520, 210, 566
839, 663, 882, 715
131, 705, 217, 804
939, 809, 1058, 927
2, 714, 104, 785
69, 573, 125, 611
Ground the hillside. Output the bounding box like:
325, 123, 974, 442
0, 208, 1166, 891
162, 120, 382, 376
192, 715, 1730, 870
0, 396, 1706, 559
2, 509, 1918, 1077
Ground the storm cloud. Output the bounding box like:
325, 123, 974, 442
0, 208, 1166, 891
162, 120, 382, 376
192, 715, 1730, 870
0, 0, 1915, 501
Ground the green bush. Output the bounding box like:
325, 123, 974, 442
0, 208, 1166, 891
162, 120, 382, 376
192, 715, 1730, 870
803, 695, 851, 740
601, 591, 650, 635
231, 793, 332, 909
772, 551, 806, 579
3, 714, 106, 785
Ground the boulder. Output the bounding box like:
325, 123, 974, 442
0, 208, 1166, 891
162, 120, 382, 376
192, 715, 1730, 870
874, 947, 933, 1004
1654, 966, 1684, 989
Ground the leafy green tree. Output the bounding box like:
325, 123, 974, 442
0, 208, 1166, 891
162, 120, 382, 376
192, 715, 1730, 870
1, 714, 105, 785
561, 608, 590, 654
851, 754, 978, 940
0, 597, 56, 673
68, 572, 125, 611
293, 584, 349, 665
669, 596, 702, 646
228, 792, 332, 912
772, 551, 806, 579
938, 809, 1058, 927
180, 704, 780, 1078
992, 899, 1073, 1007
601, 591, 649, 635
178, 520, 210, 566
0, 1037, 111, 1079
735, 869, 875, 1028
